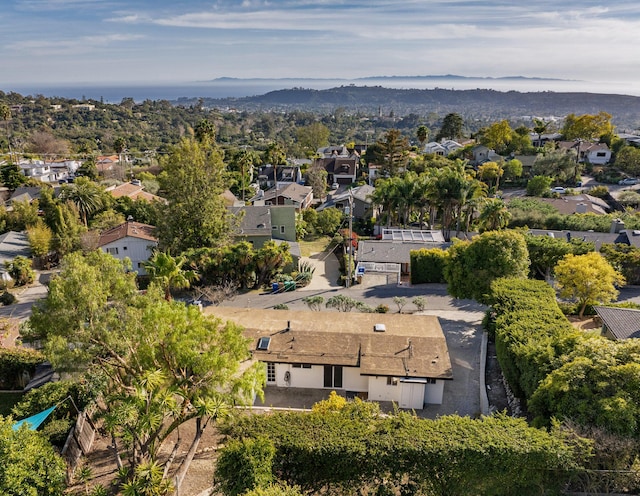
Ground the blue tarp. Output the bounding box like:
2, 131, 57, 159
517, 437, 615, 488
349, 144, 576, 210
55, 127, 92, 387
12, 405, 56, 431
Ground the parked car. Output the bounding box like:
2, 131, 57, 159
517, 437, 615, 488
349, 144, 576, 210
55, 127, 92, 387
618, 178, 639, 186
550, 186, 566, 194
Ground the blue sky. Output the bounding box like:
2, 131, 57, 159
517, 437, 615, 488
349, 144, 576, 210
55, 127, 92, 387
3, 0, 640, 86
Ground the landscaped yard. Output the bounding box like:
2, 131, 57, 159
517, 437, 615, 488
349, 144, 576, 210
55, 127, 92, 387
299, 235, 333, 257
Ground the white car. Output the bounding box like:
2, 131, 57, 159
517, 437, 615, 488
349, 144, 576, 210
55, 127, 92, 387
550, 186, 566, 194
618, 178, 639, 186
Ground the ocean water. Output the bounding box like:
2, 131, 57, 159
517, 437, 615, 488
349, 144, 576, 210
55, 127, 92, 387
4, 77, 640, 103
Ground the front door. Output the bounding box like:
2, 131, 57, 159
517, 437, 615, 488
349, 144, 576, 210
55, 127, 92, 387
323, 365, 343, 388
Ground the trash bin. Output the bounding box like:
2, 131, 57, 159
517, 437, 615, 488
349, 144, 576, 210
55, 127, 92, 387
272, 282, 279, 293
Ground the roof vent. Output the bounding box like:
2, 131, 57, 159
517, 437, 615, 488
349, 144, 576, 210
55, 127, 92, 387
373, 323, 386, 332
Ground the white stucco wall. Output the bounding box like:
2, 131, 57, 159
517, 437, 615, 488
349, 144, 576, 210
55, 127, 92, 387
367, 376, 402, 403
343, 367, 368, 392
101, 237, 157, 275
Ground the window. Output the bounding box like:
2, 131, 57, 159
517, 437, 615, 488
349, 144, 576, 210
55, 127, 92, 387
323, 365, 343, 388
266, 363, 275, 383
387, 377, 398, 386
123, 246, 127, 251
280, 226, 285, 234
272, 225, 278, 230
293, 363, 311, 369
596, 152, 607, 157
106, 247, 119, 255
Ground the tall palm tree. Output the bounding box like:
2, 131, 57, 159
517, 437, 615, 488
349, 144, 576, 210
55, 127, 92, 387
57, 177, 106, 226
144, 251, 198, 301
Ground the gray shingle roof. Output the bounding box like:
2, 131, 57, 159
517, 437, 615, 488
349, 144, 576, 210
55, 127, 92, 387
594, 306, 640, 340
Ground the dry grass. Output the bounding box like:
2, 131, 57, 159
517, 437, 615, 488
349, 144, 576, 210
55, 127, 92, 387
299, 236, 333, 257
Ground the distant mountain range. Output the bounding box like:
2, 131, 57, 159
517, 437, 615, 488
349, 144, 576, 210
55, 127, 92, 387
208, 75, 571, 82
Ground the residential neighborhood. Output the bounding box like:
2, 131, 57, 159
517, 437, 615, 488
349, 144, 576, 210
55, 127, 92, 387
2, 91, 640, 496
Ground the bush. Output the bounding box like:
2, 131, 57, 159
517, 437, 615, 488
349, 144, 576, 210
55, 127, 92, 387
273, 303, 289, 310
0, 290, 16, 306
410, 248, 448, 284
374, 304, 389, 313
0, 348, 45, 390
5, 256, 35, 287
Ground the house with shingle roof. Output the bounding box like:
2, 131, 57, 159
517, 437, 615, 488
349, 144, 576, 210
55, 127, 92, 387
594, 306, 640, 340
252, 183, 313, 211
97, 221, 158, 275
212, 307, 453, 408
105, 181, 165, 204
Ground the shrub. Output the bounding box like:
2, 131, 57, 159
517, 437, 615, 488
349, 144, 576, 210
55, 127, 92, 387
374, 304, 389, 313
0, 348, 45, 390
0, 291, 16, 306
5, 256, 35, 286
273, 303, 289, 310
410, 248, 448, 284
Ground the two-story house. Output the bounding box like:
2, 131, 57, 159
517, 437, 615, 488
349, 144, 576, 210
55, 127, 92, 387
97, 221, 158, 275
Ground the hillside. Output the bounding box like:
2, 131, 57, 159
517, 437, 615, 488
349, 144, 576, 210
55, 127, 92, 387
195, 86, 640, 128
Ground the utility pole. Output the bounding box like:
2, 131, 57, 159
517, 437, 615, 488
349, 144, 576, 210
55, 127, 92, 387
346, 189, 353, 288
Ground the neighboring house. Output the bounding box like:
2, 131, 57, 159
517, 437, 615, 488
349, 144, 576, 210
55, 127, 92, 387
424, 140, 463, 156
0, 231, 31, 280
96, 155, 120, 175
529, 132, 562, 148
71, 104, 95, 111
594, 306, 640, 340
532, 194, 610, 216
316, 184, 377, 221
471, 145, 503, 166
316, 145, 351, 157
314, 156, 358, 185
357, 230, 447, 281
257, 164, 303, 190
105, 181, 165, 203
511, 154, 537, 177
7, 187, 44, 207
229, 205, 297, 247
213, 308, 453, 408
557, 141, 612, 165
97, 221, 158, 275
367, 163, 383, 186
253, 183, 313, 211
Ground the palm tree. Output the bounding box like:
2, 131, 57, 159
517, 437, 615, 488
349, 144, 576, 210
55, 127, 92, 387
532, 118, 550, 148
144, 251, 198, 301
416, 125, 429, 148
57, 177, 106, 226
477, 198, 511, 232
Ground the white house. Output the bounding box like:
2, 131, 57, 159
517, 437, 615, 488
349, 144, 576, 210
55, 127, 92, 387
97, 221, 158, 275
212, 308, 453, 409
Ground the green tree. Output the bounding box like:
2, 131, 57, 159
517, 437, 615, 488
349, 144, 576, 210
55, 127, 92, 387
561, 112, 614, 141
254, 241, 292, 289
305, 167, 328, 200
614, 145, 640, 177
478, 120, 513, 155
532, 118, 550, 147
477, 161, 503, 191
377, 129, 410, 177
416, 125, 429, 148
7, 199, 40, 231
477, 198, 511, 232
58, 177, 109, 226
214, 437, 276, 496
526, 175, 553, 196
314, 207, 343, 236
144, 251, 198, 301
532, 148, 580, 183
156, 138, 233, 253
526, 234, 594, 281
436, 113, 464, 141
502, 158, 523, 182
0, 163, 26, 189
0, 416, 67, 495
296, 122, 330, 155
30, 252, 264, 493
264, 142, 287, 166
554, 252, 625, 317
302, 295, 324, 311
5, 256, 35, 286
76, 156, 98, 180
445, 230, 530, 304
194, 119, 216, 146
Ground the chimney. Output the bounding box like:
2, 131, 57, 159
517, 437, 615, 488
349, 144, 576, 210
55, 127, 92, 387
610, 219, 625, 234
286, 321, 291, 332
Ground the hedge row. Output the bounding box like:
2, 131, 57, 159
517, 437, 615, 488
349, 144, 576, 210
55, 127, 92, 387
485, 278, 580, 401
216, 404, 589, 496
410, 248, 448, 284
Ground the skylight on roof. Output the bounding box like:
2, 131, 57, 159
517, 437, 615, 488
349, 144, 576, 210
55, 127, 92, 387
257, 337, 271, 351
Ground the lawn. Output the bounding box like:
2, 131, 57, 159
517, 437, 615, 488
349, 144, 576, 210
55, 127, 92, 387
0, 391, 23, 417
299, 236, 334, 257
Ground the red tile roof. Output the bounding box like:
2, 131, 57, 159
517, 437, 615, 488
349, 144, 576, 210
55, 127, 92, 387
97, 221, 158, 246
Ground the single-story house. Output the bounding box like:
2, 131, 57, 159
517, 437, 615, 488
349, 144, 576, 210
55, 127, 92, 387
424, 140, 463, 156
594, 306, 640, 340
105, 181, 165, 203
97, 221, 158, 275
358, 230, 447, 281
212, 308, 453, 408
557, 141, 611, 165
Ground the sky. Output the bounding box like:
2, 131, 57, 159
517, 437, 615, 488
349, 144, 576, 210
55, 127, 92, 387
3, 0, 640, 88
